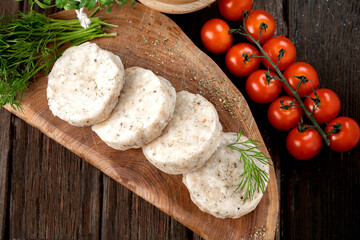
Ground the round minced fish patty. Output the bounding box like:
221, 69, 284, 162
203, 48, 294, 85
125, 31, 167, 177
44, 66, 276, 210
92, 67, 176, 151
47, 42, 125, 127
142, 90, 222, 175
182, 132, 270, 219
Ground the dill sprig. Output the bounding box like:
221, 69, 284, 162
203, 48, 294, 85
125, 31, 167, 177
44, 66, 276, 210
28, 0, 136, 13
227, 131, 272, 203
0, 9, 117, 110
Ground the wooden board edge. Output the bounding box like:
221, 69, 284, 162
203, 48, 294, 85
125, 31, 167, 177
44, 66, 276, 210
138, 0, 215, 14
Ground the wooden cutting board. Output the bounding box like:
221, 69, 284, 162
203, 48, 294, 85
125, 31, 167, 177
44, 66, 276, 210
3, 4, 279, 239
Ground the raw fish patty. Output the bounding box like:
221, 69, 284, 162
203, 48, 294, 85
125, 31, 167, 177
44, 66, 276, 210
182, 132, 269, 219
47, 42, 125, 126
143, 90, 222, 175
92, 67, 176, 150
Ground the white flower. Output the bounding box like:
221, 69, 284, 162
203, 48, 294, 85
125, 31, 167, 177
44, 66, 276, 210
75, 8, 91, 29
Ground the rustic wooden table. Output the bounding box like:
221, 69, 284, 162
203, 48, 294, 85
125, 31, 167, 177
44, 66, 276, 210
0, 0, 359, 239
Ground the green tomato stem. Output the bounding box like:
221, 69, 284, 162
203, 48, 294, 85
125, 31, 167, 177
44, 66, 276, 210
242, 29, 330, 146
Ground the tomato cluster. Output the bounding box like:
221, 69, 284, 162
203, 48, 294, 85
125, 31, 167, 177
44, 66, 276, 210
200, 0, 359, 160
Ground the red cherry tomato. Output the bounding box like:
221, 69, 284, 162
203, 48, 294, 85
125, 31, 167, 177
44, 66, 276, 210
225, 43, 260, 77
219, 0, 253, 21
286, 125, 323, 160
324, 117, 360, 152
245, 10, 276, 44
261, 36, 296, 71
267, 96, 303, 131
283, 62, 320, 98
245, 70, 282, 103
200, 19, 233, 54
304, 88, 341, 124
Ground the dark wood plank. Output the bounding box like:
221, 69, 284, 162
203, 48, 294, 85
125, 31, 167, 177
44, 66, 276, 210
0, 109, 11, 240
8, 117, 103, 239
0, 0, 20, 16
101, 175, 192, 240
283, 0, 360, 239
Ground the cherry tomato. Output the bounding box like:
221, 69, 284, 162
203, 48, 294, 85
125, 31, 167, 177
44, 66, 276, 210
261, 36, 296, 71
245, 70, 282, 103
219, 0, 253, 21
267, 96, 303, 131
304, 88, 341, 124
286, 125, 323, 160
324, 117, 360, 152
225, 43, 260, 77
283, 62, 320, 97
245, 10, 276, 44
200, 19, 233, 54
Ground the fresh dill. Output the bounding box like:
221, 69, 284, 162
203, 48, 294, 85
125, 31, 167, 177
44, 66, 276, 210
0, 9, 117, 110
227, 131, 272, 203
28, 0, 136, 13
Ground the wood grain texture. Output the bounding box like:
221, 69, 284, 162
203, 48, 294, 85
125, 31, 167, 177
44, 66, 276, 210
101, 175, 191, 239
0, 109, 11, 240
138, 0, 215, 14
2, 0, 360, 239
2, 3, 278, 240
281, 1, 360, 239
8, 117, 103, 239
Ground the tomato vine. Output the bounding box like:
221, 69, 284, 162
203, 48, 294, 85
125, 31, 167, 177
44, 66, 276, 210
230, 17, 331, 146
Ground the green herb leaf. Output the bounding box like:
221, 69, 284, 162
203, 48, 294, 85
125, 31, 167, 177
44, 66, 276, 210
115, 0, 127, 6
105, 3, 113, 13
227, 131, 272, 203
28, 0, 136, 12
55, 0, 68, 8
99, 0, 113, 5
79, 0, 88, 8
34, 0, 52, 8
87, 0, 97, 10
